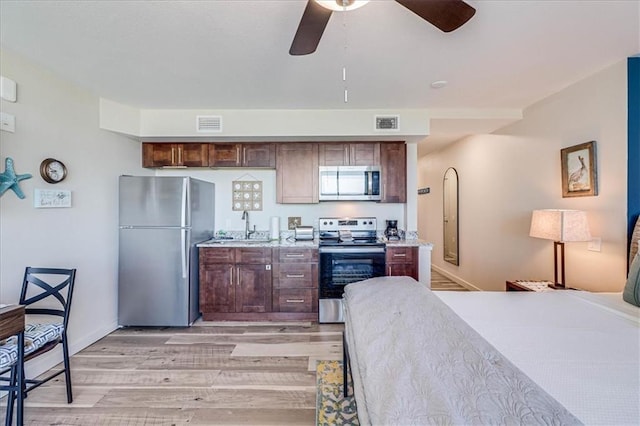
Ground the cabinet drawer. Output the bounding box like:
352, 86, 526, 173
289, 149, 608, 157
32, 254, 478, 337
386, 246, 416, 264
276, 248, 318, 263
236, 247, 272, 264
275, 288, 314, 313
273, 263, 318, 288
200, 248, 235, 264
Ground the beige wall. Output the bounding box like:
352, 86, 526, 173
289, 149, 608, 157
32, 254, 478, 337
419, 60, 628, 292
0, 48, 145, 375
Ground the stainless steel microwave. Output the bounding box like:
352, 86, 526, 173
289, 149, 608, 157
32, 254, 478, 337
319, 166, 381, 201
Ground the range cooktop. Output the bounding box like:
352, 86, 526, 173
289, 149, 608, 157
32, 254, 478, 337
318, 217, 383, 246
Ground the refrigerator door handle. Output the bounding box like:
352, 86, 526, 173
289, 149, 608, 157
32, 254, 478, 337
181, 178, 188, 228
181, 228, 188, 279
180, 178, 188, 278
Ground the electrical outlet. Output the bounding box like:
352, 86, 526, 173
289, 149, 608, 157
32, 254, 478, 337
288, 216, 301, 230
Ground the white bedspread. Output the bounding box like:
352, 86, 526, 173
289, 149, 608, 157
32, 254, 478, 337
436, 290, 640, 425
343, 276, 583, 425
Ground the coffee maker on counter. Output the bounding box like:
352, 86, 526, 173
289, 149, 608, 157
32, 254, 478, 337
384, 220, 400, 241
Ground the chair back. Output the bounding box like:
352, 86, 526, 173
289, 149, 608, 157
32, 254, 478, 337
19, 267, 77, 331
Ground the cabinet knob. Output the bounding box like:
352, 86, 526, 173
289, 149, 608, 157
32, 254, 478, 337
285, 299, 305, 303
285, 274, 305, 278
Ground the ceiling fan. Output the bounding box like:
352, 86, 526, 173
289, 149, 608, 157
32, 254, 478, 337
290, 0, 476, 55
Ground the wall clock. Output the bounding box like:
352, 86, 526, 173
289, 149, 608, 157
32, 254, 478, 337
39, 158, 67, 184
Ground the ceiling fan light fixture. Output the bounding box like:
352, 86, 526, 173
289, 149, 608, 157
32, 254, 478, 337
315, 0, 369, 12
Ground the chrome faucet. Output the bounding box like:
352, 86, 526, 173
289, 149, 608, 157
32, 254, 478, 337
242, 210, 256, 239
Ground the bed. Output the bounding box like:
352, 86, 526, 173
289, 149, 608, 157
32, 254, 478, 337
342, 276, 640, 425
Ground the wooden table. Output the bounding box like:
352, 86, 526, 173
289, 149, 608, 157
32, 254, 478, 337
0, 304, 25, 340
0, 304, 25, 426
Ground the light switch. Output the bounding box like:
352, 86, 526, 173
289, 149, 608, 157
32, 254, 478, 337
0, 76, 17, 102
0, 112, 15, 133
588, 237, 601, 252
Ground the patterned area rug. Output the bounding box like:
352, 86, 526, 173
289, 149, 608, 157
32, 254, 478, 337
316, 360, 359, 425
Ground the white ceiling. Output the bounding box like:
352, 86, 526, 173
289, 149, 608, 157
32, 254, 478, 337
1, 0, 638, 155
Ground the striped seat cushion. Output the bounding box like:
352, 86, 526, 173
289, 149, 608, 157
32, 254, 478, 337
0, 323, 64, 369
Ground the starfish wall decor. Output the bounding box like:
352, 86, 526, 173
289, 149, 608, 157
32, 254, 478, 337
0, 157, 32, 199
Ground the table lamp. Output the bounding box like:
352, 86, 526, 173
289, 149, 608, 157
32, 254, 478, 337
529, 209, 591, 289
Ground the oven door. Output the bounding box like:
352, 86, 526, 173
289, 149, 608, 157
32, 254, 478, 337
318, 246, 386, 323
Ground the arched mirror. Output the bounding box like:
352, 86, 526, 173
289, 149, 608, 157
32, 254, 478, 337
443, 168, 459, 265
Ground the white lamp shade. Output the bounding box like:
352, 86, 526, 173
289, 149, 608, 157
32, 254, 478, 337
315, 0, 369, 11
529, 209, 591, 242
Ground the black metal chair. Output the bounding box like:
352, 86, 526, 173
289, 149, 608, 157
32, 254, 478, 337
1, 267, 76, 411
0, 305, 26, 426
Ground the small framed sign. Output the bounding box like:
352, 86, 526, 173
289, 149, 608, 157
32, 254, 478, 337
34, 189, 72, 208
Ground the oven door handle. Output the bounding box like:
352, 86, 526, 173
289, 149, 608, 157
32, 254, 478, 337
319, 247, 385, 254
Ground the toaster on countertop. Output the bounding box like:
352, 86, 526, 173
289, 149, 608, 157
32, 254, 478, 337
294, 226, 314, 241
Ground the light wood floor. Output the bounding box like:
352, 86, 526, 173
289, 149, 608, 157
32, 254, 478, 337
431, 270, 468, 291
3, 322, 344, 425
4, 272, 464, 425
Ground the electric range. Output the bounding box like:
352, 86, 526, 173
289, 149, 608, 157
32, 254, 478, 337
317, 217, 386, 323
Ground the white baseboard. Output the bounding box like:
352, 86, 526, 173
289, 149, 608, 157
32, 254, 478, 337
431, 265, 481, 291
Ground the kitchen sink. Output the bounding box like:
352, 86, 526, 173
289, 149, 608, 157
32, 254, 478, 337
233, 239, 272, 244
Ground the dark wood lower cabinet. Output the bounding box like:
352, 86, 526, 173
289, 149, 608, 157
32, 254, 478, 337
200, 263, 235, 313
199, 247, 317, 321
274, 288, 315, 313
272, 248, 318, 316
386, 246, 418, 280
235, 264, 272, 313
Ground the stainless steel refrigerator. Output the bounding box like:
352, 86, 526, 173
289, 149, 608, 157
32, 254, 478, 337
118, 176, 215, 326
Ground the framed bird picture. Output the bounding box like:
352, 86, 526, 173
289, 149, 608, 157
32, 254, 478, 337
561, 141, 598, 197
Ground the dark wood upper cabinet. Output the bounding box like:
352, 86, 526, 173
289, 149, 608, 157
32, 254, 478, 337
142, 143, 209, 168
208, 143, 241, 167
142, 142, 404, 206
380, 142, 407, 203
276, 143, 319, 204
208, 143, 275, 168
243, 144, 276, 168
318, 142, 380, 166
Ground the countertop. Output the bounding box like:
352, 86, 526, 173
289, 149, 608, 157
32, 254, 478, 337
197, 238, 433, 249
197, 238, 316, 248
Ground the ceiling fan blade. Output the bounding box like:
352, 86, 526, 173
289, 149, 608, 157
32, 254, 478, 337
289, 0, 333, 55
395, 0, 476, 33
